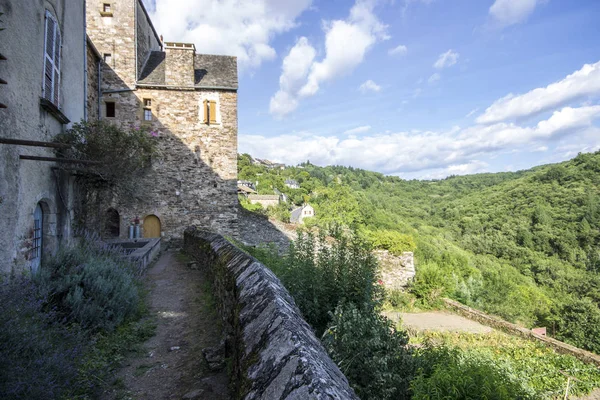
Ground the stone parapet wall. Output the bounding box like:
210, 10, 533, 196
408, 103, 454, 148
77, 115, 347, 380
444, 298, 600, 366
184, 228, 358, 400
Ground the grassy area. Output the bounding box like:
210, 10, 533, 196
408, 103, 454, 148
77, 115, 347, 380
408, 330, 600, 398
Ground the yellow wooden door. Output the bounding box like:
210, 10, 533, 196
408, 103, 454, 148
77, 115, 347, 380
143, 215, 161, 238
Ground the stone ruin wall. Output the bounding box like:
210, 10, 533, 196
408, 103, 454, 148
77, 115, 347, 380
376, 250, 415, 290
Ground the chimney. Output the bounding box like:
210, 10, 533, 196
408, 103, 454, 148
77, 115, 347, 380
163, 42, 195, 87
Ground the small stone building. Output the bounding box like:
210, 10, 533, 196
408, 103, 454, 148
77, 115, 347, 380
86, 0, 238, 240
0, 0, 87, 273
290, 204, 315, 224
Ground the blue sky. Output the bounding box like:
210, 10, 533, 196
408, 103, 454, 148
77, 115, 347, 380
144, 0, 600, 179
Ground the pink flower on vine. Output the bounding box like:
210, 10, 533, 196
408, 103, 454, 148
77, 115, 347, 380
150, 131, 158, 137
377, 279, 384, 285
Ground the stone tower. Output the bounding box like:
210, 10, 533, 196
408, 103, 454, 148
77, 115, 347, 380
86, 0, 239, 241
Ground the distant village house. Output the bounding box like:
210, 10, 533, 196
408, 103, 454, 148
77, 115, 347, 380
237, 180, 257, 197
290, 204, 315, 224
284, 179, 300, 189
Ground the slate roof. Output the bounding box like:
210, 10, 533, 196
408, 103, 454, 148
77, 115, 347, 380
138, 51, 238, 89
290, 204, 314, 223
290, 207, 303, 223
138, 51, 165, 85
237, 185, 256, 194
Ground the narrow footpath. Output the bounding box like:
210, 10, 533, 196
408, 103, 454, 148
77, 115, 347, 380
102, 250, 230, 400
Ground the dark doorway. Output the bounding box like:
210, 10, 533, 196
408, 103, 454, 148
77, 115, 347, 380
105, 208, 120, 238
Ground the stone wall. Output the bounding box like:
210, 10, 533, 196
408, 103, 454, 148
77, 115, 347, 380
84, 87, 238, 240
87, 0, 137, 89
183, 228, 358, 400
165, 46, 195, 87
86, 40, 101, 121
444, 298, 600, 366
0, 0, 85, 273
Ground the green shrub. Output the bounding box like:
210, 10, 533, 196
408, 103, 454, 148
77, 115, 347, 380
53, 121, 158, 190
278, 232, 381, 334
385, 289, 415, 310
323, 303, 415, 399
0, 277, 84, 399
36, 242, 140, 332
411, 345, 535, 399
411, 262, 450, 307
362, 229, 416, 255
267, 202, 291, 223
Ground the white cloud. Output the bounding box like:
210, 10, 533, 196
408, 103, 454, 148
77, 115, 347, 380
428, 72, 441, 84
359, 79, 382, 93
298, 0, 389, 98
414, 160, 490, 180
344, 125, 372, 135
241, 106, 600, 176
489, 0, 539, 27
388, 44, 408, 56
148, 0, 312, 70
269, 0, 388, 117
269, 37, 316, 117
465, 108, 479, 118
434, 49, 459, 69
477, 61, 600, 124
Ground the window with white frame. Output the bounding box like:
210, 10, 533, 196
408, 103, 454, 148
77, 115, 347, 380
43, 10, 61, 107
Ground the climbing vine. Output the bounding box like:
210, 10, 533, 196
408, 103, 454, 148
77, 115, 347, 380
53, 121, 159, 191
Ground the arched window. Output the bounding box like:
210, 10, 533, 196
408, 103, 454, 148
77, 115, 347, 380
104, 208, 120, 238
31, 203, 44, 273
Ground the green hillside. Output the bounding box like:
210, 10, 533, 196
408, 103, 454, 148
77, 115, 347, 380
238, 152, 600, 353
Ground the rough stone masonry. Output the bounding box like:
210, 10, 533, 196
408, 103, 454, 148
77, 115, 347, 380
85, 0, 238, 241
184, 228, 359, 400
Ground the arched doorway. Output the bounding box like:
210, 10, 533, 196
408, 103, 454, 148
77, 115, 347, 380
143, 215, 161, 238
104, 208, 120, 238
31, 203, 43, 273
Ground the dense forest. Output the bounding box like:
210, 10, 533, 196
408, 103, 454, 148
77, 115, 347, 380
238, 151, 600, 354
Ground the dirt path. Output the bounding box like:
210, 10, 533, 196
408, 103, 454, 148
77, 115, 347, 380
384, 310, 494, 334
102, 250, 230, 400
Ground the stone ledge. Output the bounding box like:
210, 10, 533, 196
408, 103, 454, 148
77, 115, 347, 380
443, 298, 600, 366
184, 227, 358, 400
40, 98, 70, 124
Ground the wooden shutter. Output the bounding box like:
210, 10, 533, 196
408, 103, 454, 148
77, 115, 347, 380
43, 11, 61, 107
203, 100, 208, 123
209, 100, 217, 124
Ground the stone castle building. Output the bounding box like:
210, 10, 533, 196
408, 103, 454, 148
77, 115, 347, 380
85, 0, 238, 241
0, 0, 238, 274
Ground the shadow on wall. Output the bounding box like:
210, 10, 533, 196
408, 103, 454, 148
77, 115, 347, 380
77, 62, 238, 242
237, 206, 293, 254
